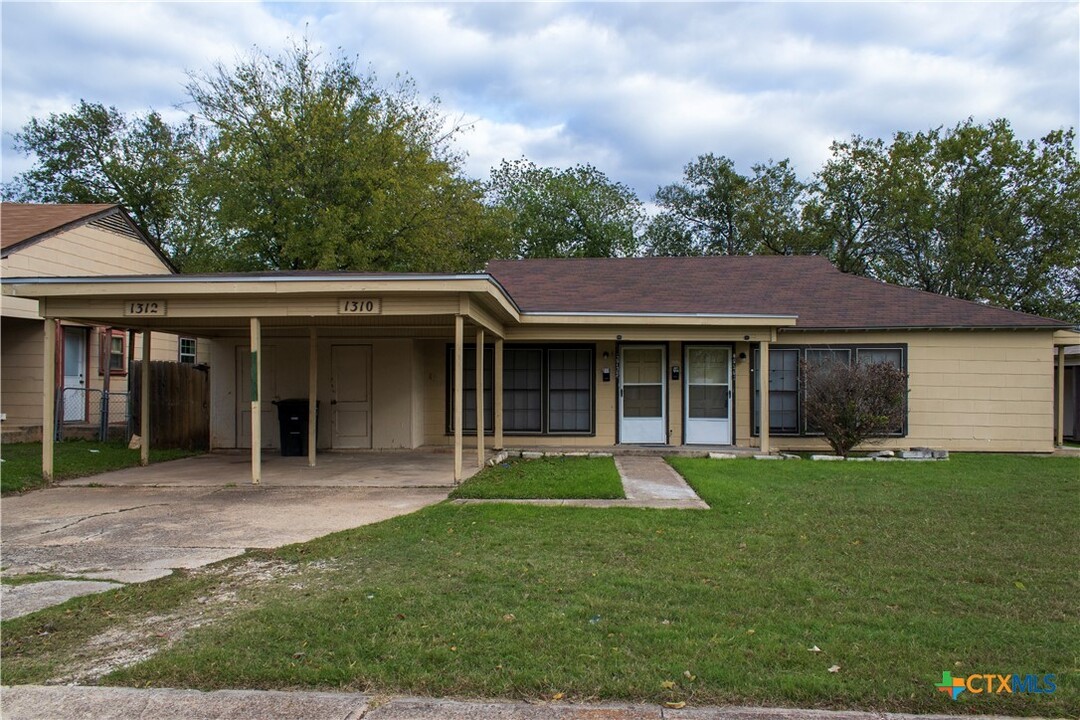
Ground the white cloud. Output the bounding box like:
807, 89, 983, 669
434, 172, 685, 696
2, 1, 1076, 200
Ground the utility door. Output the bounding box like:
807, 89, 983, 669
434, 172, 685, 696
684, 346, 732, 444
331, 344, 372, 449
62, 328, 88, 422
619, 345, 666, 444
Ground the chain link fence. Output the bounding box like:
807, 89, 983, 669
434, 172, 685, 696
55, 388, 131, 442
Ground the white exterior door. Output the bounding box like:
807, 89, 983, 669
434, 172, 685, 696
62, 328, 87, 422
684, 346, 732, 445
237, 346, 277, 449
331, 345, 372, 449
619, 345, 667, 444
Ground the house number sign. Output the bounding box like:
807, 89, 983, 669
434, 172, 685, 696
338, 298, 382, 315
124, 300, 167, 316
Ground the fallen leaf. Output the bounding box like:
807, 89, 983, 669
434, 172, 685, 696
665, 701, 687, 709
503, 613, 516, 622
661, 680, 677, 689
683, 670, 697, 681
1014, 581, 1026, 590
746, 628, 755, 635
808, 645, 822, 653
552, 692, 564, 700
450, 646, 457, 651
828, 665, 841, 673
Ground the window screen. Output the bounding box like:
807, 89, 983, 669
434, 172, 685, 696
548, 349, 592, 432
857, 347, 903, 367
753, 348, 800, 434
504, 348, 543, 432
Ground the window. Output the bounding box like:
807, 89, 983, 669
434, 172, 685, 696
547, 349, 592, 432
752, 344, 907, 437
179, 337, 197, 364
100, 329, 126, 375
447, 344, 594, 435
504, 348, 543, 432
753, 348, 800, 434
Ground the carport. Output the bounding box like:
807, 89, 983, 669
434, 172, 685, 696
7, 272, 517, 485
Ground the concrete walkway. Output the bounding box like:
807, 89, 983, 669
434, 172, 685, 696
0, 686, 1027, 720
453, 456, 708, 510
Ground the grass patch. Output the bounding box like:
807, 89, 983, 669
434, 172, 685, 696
1, 440, 198, 494
450, 456, 624, 499
2, 454, 1076, 715
0, 573, 86, 587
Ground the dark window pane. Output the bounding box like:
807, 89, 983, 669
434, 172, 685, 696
857, 348, 902, 367
624, 385, 662, 418
548, 349, 591, 432
689, 385, 728, 418
504, 348, 543, 432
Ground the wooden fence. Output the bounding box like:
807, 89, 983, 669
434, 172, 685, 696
131, 361, 210, 451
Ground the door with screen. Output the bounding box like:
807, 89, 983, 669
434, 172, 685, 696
619, 345, 666, 444
684, 346, 731, 444
62, 328, 88, 422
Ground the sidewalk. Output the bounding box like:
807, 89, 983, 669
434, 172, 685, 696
0, 685, 1029, 720
452, 456, 709, 510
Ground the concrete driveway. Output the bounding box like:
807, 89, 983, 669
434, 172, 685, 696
1, 451, 460, 619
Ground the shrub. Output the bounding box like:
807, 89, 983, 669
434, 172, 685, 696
801, 358, 908, 457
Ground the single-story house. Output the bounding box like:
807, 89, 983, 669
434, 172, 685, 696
3, 255, 1076, 482
0, 203, 207, 442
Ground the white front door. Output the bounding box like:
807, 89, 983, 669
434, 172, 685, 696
619, 345, 667, 444
684, 346, 732, 445
331, 345, 372, 449
62, 328, 87, 422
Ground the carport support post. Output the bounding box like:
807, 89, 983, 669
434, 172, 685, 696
476, 328, 485, 468
453, 315, 464, 482
140, 330, 151, 466
494, 337, 504, 450
759, 340, 770, 454
250, 318, 262, 485
1057, 345, 1065, 447
42, 318, 56, 482
308, 327, 318, 467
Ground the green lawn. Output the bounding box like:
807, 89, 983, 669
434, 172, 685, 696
450, 456, 624, 499
2, 454, 1076, 716
1, 440, 199, 494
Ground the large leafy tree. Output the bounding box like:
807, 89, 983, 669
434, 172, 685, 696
648, 153, 749, 256
806, 119, 1080, 321
187, 41, 495, 271
485, 159, 643, 258
4, 100, 209, 263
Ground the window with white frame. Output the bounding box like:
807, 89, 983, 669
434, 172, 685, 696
179, 337, 197, 364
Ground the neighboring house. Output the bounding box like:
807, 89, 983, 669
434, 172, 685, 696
4, 256, 1077, 479
0, 203, 206, 442
1059, 345, 1080, 442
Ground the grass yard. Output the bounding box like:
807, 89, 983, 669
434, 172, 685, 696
1, 440, 199, 494
2, 454, 1076, 715
450, 456, 624, 499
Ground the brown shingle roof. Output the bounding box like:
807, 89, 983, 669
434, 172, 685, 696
486, 256, 1070, 330
1, 202, 118, 251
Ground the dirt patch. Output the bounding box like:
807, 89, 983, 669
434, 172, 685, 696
41, 557, 325, 684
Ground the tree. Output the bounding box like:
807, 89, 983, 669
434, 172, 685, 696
808, 120, 1080, 321
738, 159, 814, 255
4, 100, 208, 262
801, 358, 908, 457
187, 40, 493, 272
802, 136, 885, 275
485, 158, 643, 258
649, 153, 749, 255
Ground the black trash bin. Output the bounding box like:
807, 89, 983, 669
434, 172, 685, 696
273, 399, 319, 457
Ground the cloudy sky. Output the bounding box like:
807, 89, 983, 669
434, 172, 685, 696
2, 2, 1077, 199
